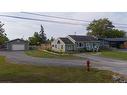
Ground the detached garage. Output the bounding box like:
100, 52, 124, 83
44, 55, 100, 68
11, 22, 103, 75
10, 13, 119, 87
6, 39, 29, 51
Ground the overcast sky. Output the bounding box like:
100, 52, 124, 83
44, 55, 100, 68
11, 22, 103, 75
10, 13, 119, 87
0, 12, 127, 40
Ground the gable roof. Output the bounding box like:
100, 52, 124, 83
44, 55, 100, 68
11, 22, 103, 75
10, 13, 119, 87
6, 38, 27, 43
60, 37, 74, 44
101, 38, 127, 41
69, 35, 98, 41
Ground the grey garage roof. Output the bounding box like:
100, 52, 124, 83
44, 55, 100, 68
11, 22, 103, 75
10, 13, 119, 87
101, 38, 127, 41
60, 37, 74, 44
6, 38, 27, 43
69, 35, 98, 41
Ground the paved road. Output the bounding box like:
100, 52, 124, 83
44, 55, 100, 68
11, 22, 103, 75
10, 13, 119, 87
0, 51, 127, 76
0, 51, 84, 67
75, 53, 127, 75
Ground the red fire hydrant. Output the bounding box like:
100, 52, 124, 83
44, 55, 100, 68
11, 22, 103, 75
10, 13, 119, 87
85, 59, 91, 71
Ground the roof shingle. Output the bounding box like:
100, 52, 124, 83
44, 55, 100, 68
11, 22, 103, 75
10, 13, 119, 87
6, 38, 27, 43
60, 38, 73, 44
69, 35, 98, 41
101, 38, 127, 41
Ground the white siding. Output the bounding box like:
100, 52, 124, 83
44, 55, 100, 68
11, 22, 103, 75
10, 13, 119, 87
52, 36, 100, 52
51, 38, 65, 52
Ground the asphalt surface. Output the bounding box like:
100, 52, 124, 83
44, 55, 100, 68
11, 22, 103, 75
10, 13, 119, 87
0, 51, 127, 76
0, 51, 84, 67
75, 53, 127, 75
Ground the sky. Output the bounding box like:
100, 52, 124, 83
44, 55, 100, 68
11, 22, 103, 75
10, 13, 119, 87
0, 12, 127, 40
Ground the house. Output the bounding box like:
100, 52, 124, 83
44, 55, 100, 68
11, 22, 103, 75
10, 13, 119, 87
51, 35, 100, 52
99, 38, 127, 48
51, 37, 74, 52
5, 39, 29, 51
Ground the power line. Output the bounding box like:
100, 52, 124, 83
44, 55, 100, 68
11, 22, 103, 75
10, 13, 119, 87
21, 12, 127, 26
3, 20, 41, 28
0, 15, 86, 26
21, 12, 90, 23
114, 23, 127, 26
1, 14, 127, 29
115, 26, 127, 28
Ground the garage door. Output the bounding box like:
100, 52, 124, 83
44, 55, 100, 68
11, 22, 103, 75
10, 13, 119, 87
12, 44, 25, 50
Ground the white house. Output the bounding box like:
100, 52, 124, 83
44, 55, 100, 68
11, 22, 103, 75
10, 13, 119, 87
51, 35, 100, 52
51, 37, 74, 52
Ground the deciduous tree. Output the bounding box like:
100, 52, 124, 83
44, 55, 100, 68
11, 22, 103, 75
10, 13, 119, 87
86, 18, 125, 38
28, 25, 47, 45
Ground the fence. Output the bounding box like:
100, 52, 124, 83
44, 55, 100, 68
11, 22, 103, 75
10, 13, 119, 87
38, 43, 51, 51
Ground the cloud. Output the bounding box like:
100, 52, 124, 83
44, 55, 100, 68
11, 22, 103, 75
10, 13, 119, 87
0, 12, 127, 40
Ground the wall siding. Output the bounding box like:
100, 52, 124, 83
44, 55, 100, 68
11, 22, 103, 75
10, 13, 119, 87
52, 36, 100, 52
6, 40, 29, 50
51, 38, 66, 52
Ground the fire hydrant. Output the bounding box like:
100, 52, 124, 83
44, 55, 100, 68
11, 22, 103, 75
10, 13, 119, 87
85, 59, 91, 71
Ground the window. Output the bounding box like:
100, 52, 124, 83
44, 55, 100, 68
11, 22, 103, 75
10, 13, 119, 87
67, 45, 72, 50
86, 43, 90, 47
55, 45, 57, 48
79, 43, 82, 47
57, 40, 60, 44
61, 45, 63, 49
69, 45, 71, 49
52, 45, 54, 47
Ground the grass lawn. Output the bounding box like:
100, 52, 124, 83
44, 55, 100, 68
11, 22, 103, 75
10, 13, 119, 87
99, 50, 127, 60
25, 50, 85, 60
0, 56, 116, 83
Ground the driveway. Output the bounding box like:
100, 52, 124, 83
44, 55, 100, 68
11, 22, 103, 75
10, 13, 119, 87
0, 51, 84, 67
0, 51, 127, 76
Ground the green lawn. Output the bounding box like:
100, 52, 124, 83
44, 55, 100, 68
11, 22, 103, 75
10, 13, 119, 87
25, 50, 84, 60
100, 50, 127, 60
0, 56, 116, 83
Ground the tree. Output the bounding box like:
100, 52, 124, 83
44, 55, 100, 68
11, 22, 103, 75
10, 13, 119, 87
28, 25, 47, 45
46, 36, 55, 44
87, 18, 117, 38
0, 21, 9, 45
50, 36, 55, 42
29, 32, 40, 45
104, 29, 126, 38
39, 25, 47, 43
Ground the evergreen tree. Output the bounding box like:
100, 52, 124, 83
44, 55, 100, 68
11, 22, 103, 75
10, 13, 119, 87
39, 25, 47, 43
0, 21, 9, 45
28, 25, 47, 45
